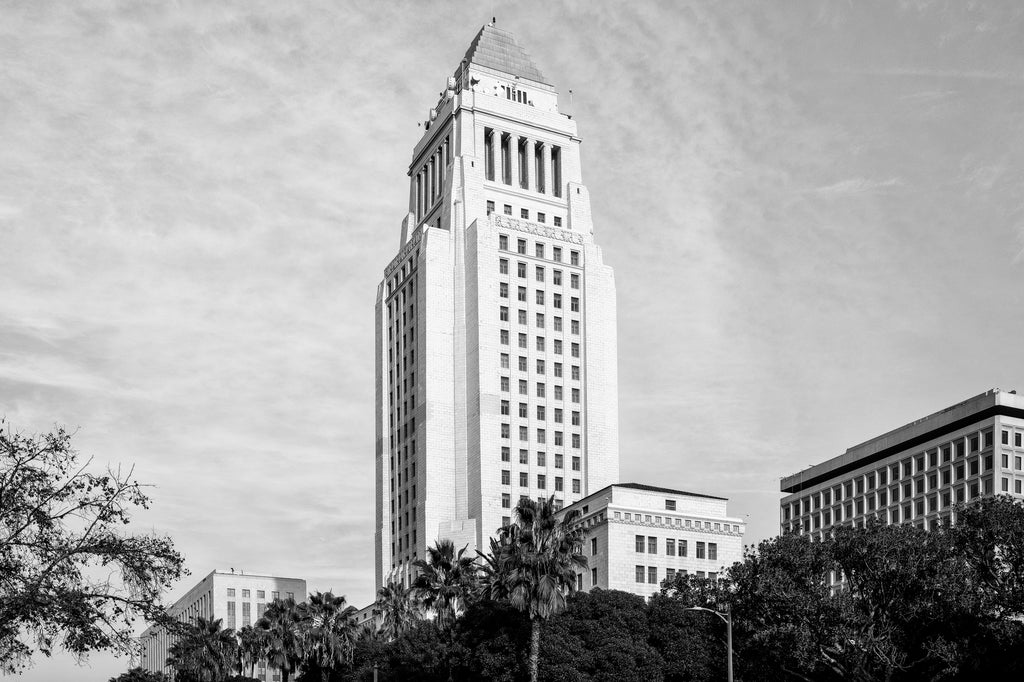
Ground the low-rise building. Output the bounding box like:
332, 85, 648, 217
560, 483, 746, 598
139, 569, 306, 681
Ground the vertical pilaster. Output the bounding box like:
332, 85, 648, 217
540, 143, 551, 195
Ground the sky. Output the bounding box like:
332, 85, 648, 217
3, 0, 1024, 679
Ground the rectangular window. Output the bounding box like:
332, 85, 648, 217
501, 446, 510, 461
570, 251, 580, 265
537, 474, 546, 489
536, 266, 545, 282
536, 313, 545, 328
498, 233, 507, 249
553, 270, 562, 285
708, 543, 718, 561
500, 306, 509, 321
488, 200, 497, 216
696, 541, 706, 559
519, 472, 528, 487
666, 538, 676, 555
647, 536, 657, 554
502, 493, 510, 508
635, 535, 645, 553
648, 566, 658, 584
555, 476, 563, 491
635, 565, 644, 583
499, 259, 509, 274
518, 333, 527, 349
537, 212, 546, 224
517, 239, 527, 254
517, 262, 526, 278
572, 479, 580, 493
536, 290, 545, 305
553, 246, 562, 262
500, 282, 508, 298
679, 540, 688, 557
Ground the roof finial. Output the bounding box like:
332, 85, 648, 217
491, 16, 496, 26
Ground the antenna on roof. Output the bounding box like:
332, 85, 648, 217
491, 16, 496, 26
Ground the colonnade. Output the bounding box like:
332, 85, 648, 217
484, 127, 562, 198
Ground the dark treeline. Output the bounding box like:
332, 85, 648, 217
119, 494, 1024, 682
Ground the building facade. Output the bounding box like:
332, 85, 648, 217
561, 483, 745, 598
375, 24, 619, 589
780, 388, 1024, 537
140, 569, 306, 680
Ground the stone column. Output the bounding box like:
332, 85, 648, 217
522, 137, 533, 191
540, 142, 550, 195
509, 135, 519, 190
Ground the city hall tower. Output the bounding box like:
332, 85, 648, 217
374, 24, 619, 588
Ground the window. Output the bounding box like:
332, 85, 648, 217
696, 541, 706, 559
518, 310, 527, 325
572, 366, 580, 380
504, 204, 513, 216
572, 456, 581, 471
227, 588, 236, 597
500, 353, 510, 369
553, 270, 562, 285
555, 453, 563, 468
571, 320, 580, 335
501, 446, 510, 461
555, 476, 563, 491
554, 363, 563, 378
536, 290, 545, 305
517, 286, 527, 302
499, 282, 508, 298
517, 239, 527, 254
570, 250, 580, 265
635, 535, 645, 553
537, 474, 546, 489
570, 273, 579, 289
536, 337, 545, 352
666, 538, 676, 555
519, 425, 528, 441
518, 333, 527, 349
521, 208, 529, 219
554, 339, 562, 355
500, 423, 509, 439
571, 342, 580, 358
537, 452, 546, 466
572, 479, 581, 493
647, 536, 657, 554
648, 566, 658, 584
553, 293, 562, 308
519, 472, 528, 486
591, 537, 598, 555
679, 540, 688, 557
502, 493, 510, 508
500, 329, 509, 345
519, 379, 527, 395
257, 590, 265, 600
500, 400, 509, 415
537, 359, 545, 374
536, 313, 545, 328
635, 565, 645, 583
500, 306, 509, 321
591, 567, 598, 585
708, 543, 718, 561
536, 406, 545, 420
537, 383, 546, 397
499, 259, 509, 274
517, 262, 526, 278
553, 247, 562, 262
501, 376, 509, 391
518, 356, 527, 371
535, 243, 544, 258
489, 201, 497, 216
536, 266, 545, 282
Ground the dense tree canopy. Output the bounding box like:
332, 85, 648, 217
0, 421, 185, 673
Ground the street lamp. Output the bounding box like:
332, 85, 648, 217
685, 606, 733, 682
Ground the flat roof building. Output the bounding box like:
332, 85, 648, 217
560, 483, 745, 598
780, 388, 1024, 537
139, 569, 306, 681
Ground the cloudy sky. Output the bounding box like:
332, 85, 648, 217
4, 0, 1024, 678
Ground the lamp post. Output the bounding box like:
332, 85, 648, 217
685, 606, 733, 682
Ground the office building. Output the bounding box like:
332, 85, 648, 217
375, 23, 619, 588
780, 388, 1024, 536
139, 569, 306, 681
561, 483, 745, 597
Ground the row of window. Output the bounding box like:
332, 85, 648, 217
498, 330, 581, 354
499, 234, 580, 266
500, 400, 580, 423
499, 259, 580, 288
634, 535, 718, 560
391, 506, 417, 536
500, 378, 581, 401
225, 588, 292, 600
501, 447, 582, 469
500, 471, 582, 494
1001, 429, 1024, 447
634, 566, 717, 584
499, 424, 581, 446
789, 477, 995, 533
500, 354, 580, 379
489, 202, 564, 227
786, 458, 995, 520
498, 285, 581, 311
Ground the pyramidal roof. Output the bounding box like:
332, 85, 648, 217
459, 24, 549, 85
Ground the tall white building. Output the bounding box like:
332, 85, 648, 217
375, 24, 619, 588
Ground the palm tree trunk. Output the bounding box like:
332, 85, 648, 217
529, 616, 541, 682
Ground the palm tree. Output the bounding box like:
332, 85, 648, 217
412, 539, 477, 631
374, 572, 422, 641
235, 625, 266, 679
256, 597, 302, 682
165, 616, 237, 682
485, 496, 587, 682
298, 591, 358, 682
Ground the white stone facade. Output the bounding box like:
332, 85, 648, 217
780, 388, 1024, 537
561, 484, 746, 598
139, 570, 306, 680
375, 25, 619, 589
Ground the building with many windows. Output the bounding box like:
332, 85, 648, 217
560, 483, 745, 597
375, 23, 619, 589
780, 388, 1024, 536
139, 569, 306, 680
